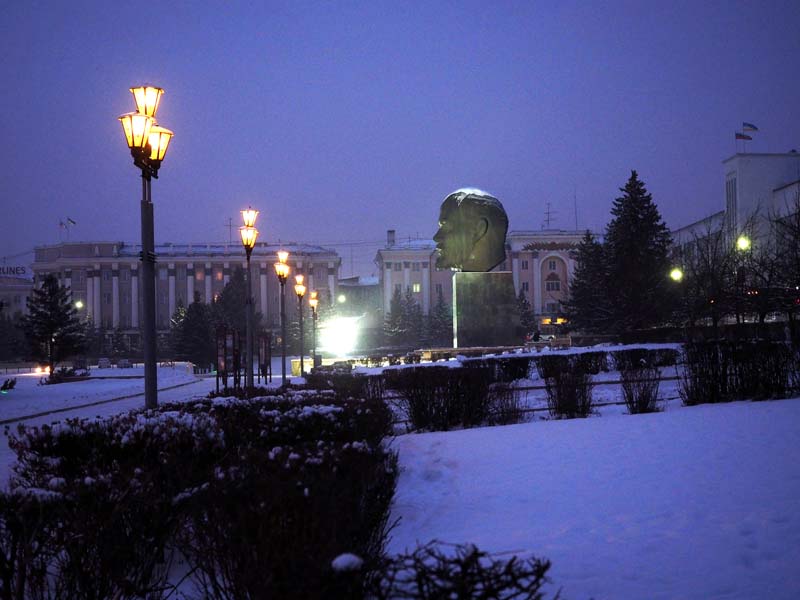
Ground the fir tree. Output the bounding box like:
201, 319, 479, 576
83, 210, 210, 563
20, 274, 88, 372
401, 288, 424, 348
516, 289, 537, 338
383, 287, 404, 346
427, 288, 453, 347
563, 231, 610, 332
603, 171, 674, 332
170, 298, 215, 367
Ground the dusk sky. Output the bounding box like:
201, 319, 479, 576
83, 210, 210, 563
2, 1, 799, 276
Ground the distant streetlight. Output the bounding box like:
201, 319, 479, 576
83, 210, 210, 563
309, 290, 319, 369
74, 300, 84, 310
117, 85, 174, 410
239, 207, 259, 394
669, 267, 684, 282
274, 251, 290, 385
736, 234, 751, 252
294, 275, 307, 376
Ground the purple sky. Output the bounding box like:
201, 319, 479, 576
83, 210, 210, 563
2, 1, 798, 277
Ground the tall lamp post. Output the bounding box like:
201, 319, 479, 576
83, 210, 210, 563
118, 86, 174, 409
308, 290, 318, 369
294, 275, 306, 376
240, 208, 259, 394
274, 251, 290, 386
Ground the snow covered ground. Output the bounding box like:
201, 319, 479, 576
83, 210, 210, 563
388, 398, 800, 599
2, 348, 799, 599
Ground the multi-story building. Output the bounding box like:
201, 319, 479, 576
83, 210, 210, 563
674, 151, 800, 245
375, 229, 584, 326
31, 241, 341, 346
0, 268, 33, 317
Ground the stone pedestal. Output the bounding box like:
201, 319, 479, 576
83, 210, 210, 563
453, 271, 524, 348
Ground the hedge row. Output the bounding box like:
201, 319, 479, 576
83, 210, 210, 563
4, 392, 397, 599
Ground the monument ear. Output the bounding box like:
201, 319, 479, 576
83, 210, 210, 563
473, 217, 489, 242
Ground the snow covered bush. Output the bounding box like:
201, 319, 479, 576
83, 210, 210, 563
620, 365, 662, 414
462, 355, 535, 383
679, 342, 730, 405
386, 366, 492, 431
537, 355, 595, 418
368, 541, 555, 600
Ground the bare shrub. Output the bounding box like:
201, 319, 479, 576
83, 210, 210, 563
620, 365, 661, 413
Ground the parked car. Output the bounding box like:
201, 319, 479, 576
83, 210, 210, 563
117, 358, 132, 368
97, 357, 111, 369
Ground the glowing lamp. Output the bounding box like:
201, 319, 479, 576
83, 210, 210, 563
337, 294, 346, 303
736, 235, 751, 251
669, 267, 684, 282
240, 226, 259, 251
118, 112, 154, 149
130, 86, 164, 117
309, 291, 318, 311
277, 250, 289, 264
74, 300, 84, 309
274, 261, 290, 281
147, 126, 174, 162
294, 274, 306, 298
241, 207, 259, 227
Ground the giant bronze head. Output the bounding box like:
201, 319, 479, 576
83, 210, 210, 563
433, 189, 508, 272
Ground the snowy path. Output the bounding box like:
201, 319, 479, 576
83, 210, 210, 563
388, 399, 800, 600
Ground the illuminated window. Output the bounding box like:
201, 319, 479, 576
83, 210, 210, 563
412, 283, 421, 293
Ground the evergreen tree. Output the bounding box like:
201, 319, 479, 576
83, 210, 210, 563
401, 288, 424, 348
212, 268, 248, 337
170, 298, 215, 367
0, 311, 28, 361
603, 171, 674, 332
427, 288, 453, 347
516, 289, 537, 338
20, 274, 88, 372
383, 287, 404, 346
563, 231, 611, 332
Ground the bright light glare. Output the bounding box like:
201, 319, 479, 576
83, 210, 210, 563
737, 235, 751, 251
318, 316, 361, 357
670, 267, 684, 282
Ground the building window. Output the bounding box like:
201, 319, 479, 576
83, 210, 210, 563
393, 263, 401, 271
122, 294, 129, 305
522, 281, 529, 292
521, 260, 529, 270
548, 260, 557, 271
435, 283, 443, 296
103, 270, 111, 281
13, 295, 21, 306
545, 302, 558, 314
159, 268, 167, 280
385, 262, 392, 269
104, 292, 112, 305
196, 270, 204, 281
121, 270, 130, 281
394, 283, 402, 293
545, 280, 560, 292
412, 283, 421, 293
403, 261, 411, 269
215, 269, 223, 281
412, 262, 420, 272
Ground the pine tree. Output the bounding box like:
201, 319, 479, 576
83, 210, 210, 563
401, 288, 423, 348
563, 231, 611, 332
427, 288, 453, 347
20, 274, 88, 372
516, 289, 536, 338
170, 299, 215, 367
383, 287, 404, 347
603, 171, 674, 332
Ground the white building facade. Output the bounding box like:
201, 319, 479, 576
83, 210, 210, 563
31, 241, 341, 344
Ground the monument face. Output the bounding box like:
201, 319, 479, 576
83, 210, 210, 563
433, 189, 509, 272
433, 188, 522, 348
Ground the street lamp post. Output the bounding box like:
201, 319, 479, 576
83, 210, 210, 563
309, 291, 318, 369
118, 86, 174, 409
294, 275, 306, 376
274, 251, 290, 386
240, 208, 259, 394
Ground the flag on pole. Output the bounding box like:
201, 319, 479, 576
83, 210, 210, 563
67, 217, 77, 225
742, 122, 758, 132
735, 132, 752, 141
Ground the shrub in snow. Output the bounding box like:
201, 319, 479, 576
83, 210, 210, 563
462, 355, 535, 383
572, 350, 609, 375
304, 371, 387, 403
176, 440, 398, 599
0, 491, 55, 599
369, 541, 555, 600
536, 354, 595, 418
620, 365, 662, 414
486, 382, 527, 426
385, 366, 493, 431
679, 342, 731, 405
